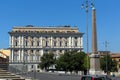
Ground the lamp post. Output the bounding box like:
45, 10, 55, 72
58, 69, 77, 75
81, 0, 95, 75
104, 41, 109, 74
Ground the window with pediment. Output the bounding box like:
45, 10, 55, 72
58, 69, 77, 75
25, 41, 28, 46
54, 41, 56, 46
46, 41, 48, 47
60, 41, 62, 47
15, 41, 18, 46
37, 41, 40, 46
75, 41, 78, 47
31, 41, 34, 46
24, 50, 28, 61
14, 50, 18, 61
65, 41, 67, 47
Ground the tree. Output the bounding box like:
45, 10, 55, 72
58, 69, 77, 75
55, 51, 72, 73
55, 51, 88, 73
40, 52, 55, 71
100, 54, 118, 73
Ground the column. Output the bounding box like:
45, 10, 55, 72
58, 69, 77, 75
69, 37, 71, 48
21, 36, 24, 47
9, 49, 12, 62
9, 35, 11, 47
41, 50, 43, 56
77, 37, 80, 48
71, 37, 74, 47
11, 49, 14, 62
21, 49, 24, 62
28, 50, 30, 62
19, 50, 21, 62
80, 37, 83, 48
51, 36, 53, 48
41, 36, 42, 47
11, 36, 14, 47
34, 50, 36, 62
19, 36, 21, 47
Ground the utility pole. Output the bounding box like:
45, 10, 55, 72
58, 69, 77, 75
104, 41, 109, 74
81, 0, 95, 75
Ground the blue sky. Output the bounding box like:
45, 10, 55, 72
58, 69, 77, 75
0, 0, 120, 53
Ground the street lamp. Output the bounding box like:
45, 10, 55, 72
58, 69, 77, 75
104, 41, 109, 74
81, 0, 95, 75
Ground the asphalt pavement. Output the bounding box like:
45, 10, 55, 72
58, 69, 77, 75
21, 72, 120, 80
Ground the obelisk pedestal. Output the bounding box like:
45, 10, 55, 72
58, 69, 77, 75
89, 8, 102, 75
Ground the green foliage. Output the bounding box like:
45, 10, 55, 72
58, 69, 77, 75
40, 52, 55, 71
83, 54, 90, 70
100, 54, 118, 73
55, 51, 88, 73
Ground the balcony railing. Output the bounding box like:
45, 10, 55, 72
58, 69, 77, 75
9, 45, 83, 49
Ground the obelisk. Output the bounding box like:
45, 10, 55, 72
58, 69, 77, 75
89, 8, 101, 75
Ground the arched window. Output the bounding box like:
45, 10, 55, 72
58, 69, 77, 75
46, 41, 48, 47
37, 41, 40, 46
14, 50, 18, 61
25, 41, 28, 46
65, 41, 67, 47
15, 41, 18, 46
36, 53, 40, 61
60, 41, 62, 47
54, 41, 56, 46
24, 50, 28, 61
31, 41, 34, 46
75, 41, 78, 47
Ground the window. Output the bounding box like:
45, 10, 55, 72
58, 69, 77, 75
31, 50, 34, 53
65, 42, 67, 47
15, 41, 18, 46
25, 36, 28, 40
25, 41, 28, 46
32, 36, 34, 40
37, 50, 39, 53
24, 53, 28, 61
14, 50, 18, 61
60, 50, 62, 53
37, 65, 40, 68
75, 37, 77, 40
46, 41, 48, 47
15, 36, 18, 40
60, 37, 62, 40
31, 65, 34, 69
60, 41, 62, 47
31, 54, 34, 61
31, 41, 34, 46
75, 41, 77, 47
37, 41, 39, 46
54, 41, 56, 46
119, 64, 120, 68
46, 37, 48, 40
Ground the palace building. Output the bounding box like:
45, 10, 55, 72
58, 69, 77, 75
8, 25, 84, 72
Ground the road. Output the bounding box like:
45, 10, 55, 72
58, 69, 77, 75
22, 72, 81, 80
21, 72, 120, 80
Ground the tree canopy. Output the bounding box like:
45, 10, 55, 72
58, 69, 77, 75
39, 52, 55, 71
55, 51, 89, 73
100, 54, 118, 73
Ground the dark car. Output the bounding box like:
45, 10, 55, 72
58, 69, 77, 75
81, 75, 112, 80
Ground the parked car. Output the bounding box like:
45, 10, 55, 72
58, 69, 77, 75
80, 75, 112, 80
